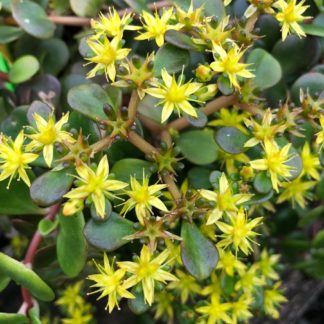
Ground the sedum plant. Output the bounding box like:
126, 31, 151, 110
0, 0, 323, 323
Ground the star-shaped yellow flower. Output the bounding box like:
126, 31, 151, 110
244, 109, 287, 147
273, 0, 311, 41
210, 44, 254, 90
91, 8, 140, 38
0, 131, 38, 187
301, 142, 320, 180
120, 175, 168, 225
88, 254, 135, 313
250, 140, 293, 192
63, 155, 128, 217
315, 115, 324, 149
216, 208, 263, 255
86, 36, 131, 81
145, 69, 202, 123
199, 173, 253, 225
118, 245, 178, 305
135, 8, 182, 47
263, 282, 287, 319
26, 112, 75, 167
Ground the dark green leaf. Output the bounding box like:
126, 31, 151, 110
27, 101, 52, 127
215, 127, 248, 154
0, 252, 55, 301
217, 75, 234, 95
128, 289, 150, 314
57, 212, 87, 278
253, 172, 272, 194
313, 229, 324, 248
177, 129, 218, 165
84, 212, 135, 251
8, 55, 39, 84
67, 83, 110, 120
111, 158, 155, 182
209, 170, 222, 189
0, 26, 24, 44
301, 23, 324, 37
188, 167, 212, 189
0, 179, 46, 215
123, 0, 147, 13
154, 44, 190, 76
181, 221, 218, 280
12, 0, 56, 39
247, 48, 282, 89
165, 30, 203, 51
30, 168, 74, 207
90, 199, 112, 222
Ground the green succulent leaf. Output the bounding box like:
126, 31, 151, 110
0, 179, 46, 215
247, 48, 282, 89
67, 83, 111, 120
181, 221, 219, 280
0, 252, 55, 301
57, 212, 87, 278
128, 289, 150, 314
30, 168, 74, 207
38, 218, 59, 237
253, 171, 272, 194
165, 30, 203, 51
84, 212, 135, 251
70, 0, 105, 17
0, 26, 24, 44
215, 127, 248, 154
12, 0, 56, 39
154, 44, 190, 76
177, 129, 218, 165
8, 55, 39, 84
111, 158, 155, 182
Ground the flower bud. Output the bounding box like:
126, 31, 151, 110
195, 64, 213, 82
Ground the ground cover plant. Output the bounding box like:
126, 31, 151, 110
0, 0, 323, 323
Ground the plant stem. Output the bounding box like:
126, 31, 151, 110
21, 203, 61, 310
90, 135, 114, 154
162, 173, 182, 202
127, 91, 140, 125
166, 95, 236, 131
128, 131, 159, 156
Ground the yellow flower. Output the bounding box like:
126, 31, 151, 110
62, 306, 93, 324
277, 177, 316, 208
91, 8, 140, 38
0, 131, 38, 187
196, 294, 232, 324
254, 249, 280, 281
121, 175, 168, 225
230, 294, 253, 324
315, 115, 324, 149
199, 173, 253, 225
263, 282, 287, 319
88, 254, 135, 313
216, 208, 263, 255
26, 113, 75, 167
175, 2, 204, 28
118, 245, 178, 305
301, 143, 320, 180
235, 266, 265, 292
208, 108, 250, 134
274, 0, 310, 40
145, 69, 202, 123
154, 291, 174, 320
56, 281, 85, 314
250, 140, 293, 192
244, 109, 287, 147
216, 249, 246, 276
63, 155, 128, 218
86, 36, 131, 81
201, 272, 221, 297
218, 150, 250, 174
210, 44, 254, 90
135, 8, 182, 47
168, 269, 201, 303
194, 16, 231, 47
224, 0, 233, 5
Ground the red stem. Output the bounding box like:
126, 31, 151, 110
0, 71, 8, 82
21, 203, 61, 310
